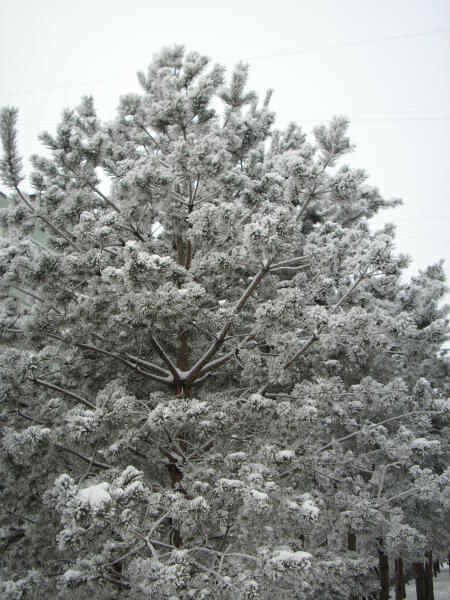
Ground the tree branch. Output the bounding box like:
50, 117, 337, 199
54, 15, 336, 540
270, 256, 308, 270
78, 342, 174, 385
186, 262, 271, 385
53, 442, 110, 470
260, 267, 371, 394
14, 186, 80, 251
12, 285, 63, 315
136, 121, 168, 155
280, 333, 318, 372
125, 353, 172, 377
67, 165, 147, 243
375, 487, 423, 509
149, 335, 180, 383
317, 410, 442, 454
195, 334, 253, 379
30, 376, 95, 410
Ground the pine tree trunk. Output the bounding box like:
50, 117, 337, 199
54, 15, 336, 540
395, 557, 406, 600
414, 561, 426, 600
348, 531, 358, 600
168, 263, 191, 546
432, 558, 439, 576
348, 531, 356, 551
425, 551, 434, 600
378, 539, 389, 600
111, 559, 123, 590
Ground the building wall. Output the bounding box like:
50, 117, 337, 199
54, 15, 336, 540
0, 190, 48, 304
0, 190, 47, 244
0, 190, 8, 240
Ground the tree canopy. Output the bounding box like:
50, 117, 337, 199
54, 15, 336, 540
0, 46, 449, 600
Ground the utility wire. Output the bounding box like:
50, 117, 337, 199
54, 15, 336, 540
0, 76, 135, 98
278, 109, 450, 116
389, 216, 450, 222
239, 28, 450, 61
396, 234, 450, 245
15, 113, 450, 127
278, 117, 450, 123
1, 28, 449, 98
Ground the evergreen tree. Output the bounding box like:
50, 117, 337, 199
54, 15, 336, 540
0, 46, 448, 599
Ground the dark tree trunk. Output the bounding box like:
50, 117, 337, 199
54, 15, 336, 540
167, 283, 192, 546
414, 561, 426, 600
167, 461, 184, 547
111, 559, 123, 590
378, 539, 389, 600
177, 330, 189, 372
432, 558, 439, 576
395, 557, 406, 600
348, 531, 358, 600
425, 551, 434, 600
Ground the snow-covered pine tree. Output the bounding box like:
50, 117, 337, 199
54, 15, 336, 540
0, 46, 449, 600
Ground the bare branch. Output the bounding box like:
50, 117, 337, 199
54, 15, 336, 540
53, 442, 111, 470
83, 178, 121, 213
270, 257, 308, 270
295, 191, 315, 223
30, 376, 96, 410
317, 410, 442, 454
167, 187, 189, 206
196, 334, 253, 379
12, 286, 63, 315
125, 353, 172, 377
78, 342, 174, 385
149, 335, 180, 382
6, 509, 37, 525
187, 261, 272, 385
375, 487, 423, 509
193, 187, 223, 206
136, 121, 167, 155
329, 268, 369, 315
278, 334, 319, 380
269, 265, 308, 274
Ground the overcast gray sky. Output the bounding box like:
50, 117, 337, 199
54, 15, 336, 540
1, 0, 449, 289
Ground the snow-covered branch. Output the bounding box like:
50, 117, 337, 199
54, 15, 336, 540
29, 376, 95, 410
77, 342, 174, 385
187, 262, 272, 385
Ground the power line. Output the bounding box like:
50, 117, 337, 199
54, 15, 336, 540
0, 75, 135, 99
277, 117, 450, 123
389, 216, 450, 222
1, 28, 449, 98
396, 234, 450, 245
239, 28, 450, 61
278, 109, 450, 116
